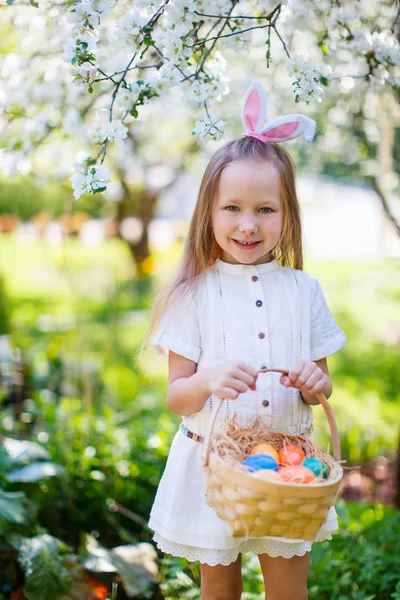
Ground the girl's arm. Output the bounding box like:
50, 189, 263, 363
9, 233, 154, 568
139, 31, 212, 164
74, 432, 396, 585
280, 357, 332, 406
167, 351, 258, 417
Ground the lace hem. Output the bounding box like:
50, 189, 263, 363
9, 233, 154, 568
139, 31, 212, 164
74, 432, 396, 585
152, 532, 332, 565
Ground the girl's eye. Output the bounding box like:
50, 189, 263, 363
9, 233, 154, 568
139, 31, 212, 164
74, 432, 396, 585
225, 205, 239, 211
259, 207, 272, 213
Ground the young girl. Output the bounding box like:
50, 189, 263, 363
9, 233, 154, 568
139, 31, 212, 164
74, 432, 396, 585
148, 82, 346, 600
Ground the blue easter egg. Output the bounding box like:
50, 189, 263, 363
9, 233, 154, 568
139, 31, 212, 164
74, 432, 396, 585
243, 453, 279, 472
302, 457, 327, 478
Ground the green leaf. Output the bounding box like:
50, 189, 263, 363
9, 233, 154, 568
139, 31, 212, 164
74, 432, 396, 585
0, 444, 12, 477
6, 462, 65, 482
92, 186, 107, 195
80, 535, 158, 597
110, 543, 158, 597
79, 534, 117, 574
18, 535, 72, 600
0, 489, 26, 534
3, 437, 50, 464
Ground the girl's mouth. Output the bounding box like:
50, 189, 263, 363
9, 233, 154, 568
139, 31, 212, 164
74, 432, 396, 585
232, 239, 261, 250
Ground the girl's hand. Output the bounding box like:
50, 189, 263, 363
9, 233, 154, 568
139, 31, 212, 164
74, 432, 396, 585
207, 361, 258, 400
279, 360, 330, 399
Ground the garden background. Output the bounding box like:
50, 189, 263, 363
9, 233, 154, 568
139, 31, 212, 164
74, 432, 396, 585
1, 2, 400, 598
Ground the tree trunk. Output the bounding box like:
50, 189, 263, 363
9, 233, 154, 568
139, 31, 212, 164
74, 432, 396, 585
131, 188, 159, 277
114, 178, 159, 276
375, 92, 400, 236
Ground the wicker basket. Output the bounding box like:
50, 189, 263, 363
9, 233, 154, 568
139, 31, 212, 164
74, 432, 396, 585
203, 382, 343, 541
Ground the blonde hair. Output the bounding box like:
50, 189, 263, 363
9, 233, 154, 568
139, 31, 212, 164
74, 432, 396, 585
149, 136, 303, 338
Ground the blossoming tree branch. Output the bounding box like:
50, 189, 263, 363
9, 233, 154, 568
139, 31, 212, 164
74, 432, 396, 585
2, 0, 400, 199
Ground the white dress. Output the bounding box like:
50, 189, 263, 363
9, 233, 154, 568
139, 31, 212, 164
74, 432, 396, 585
149, 258, 346, 565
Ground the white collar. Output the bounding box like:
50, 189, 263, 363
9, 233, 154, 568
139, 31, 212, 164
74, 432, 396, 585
214, 258, 279, 275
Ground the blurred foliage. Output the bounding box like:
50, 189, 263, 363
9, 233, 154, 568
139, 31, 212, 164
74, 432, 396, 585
309, 501, 400, 600
159, 501, 400, 600
0, 436, 159, 599
0, 277, 11, 335
0, 176, 107, 221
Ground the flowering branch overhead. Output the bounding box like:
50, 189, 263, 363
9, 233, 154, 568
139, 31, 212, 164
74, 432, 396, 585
1, 0, 400, 199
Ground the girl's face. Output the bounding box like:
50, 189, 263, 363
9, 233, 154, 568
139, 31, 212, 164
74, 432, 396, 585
211, 159, 283, 265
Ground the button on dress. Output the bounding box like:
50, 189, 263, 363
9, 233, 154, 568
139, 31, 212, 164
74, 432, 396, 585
149, 259, 346, 565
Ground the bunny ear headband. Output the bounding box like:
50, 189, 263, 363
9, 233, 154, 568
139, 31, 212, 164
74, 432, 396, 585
241, 81, 316, 143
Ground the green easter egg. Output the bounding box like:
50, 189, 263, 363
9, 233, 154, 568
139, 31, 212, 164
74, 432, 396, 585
302, 457, 327, 478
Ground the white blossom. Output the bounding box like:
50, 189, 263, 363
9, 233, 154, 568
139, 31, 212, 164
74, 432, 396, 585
157, 24, 194, 61
62, 33, 98, 64
72, 64, 98, 87
115, 11, 148, 50
329, 6, 357, 26
207, 51, 228, 79
70, 164, 111, 199
372, 31, 400, 66
286, 55, 324, 104
93, 119, 128, 144
68, 0, 100, 29
220, 19, 253, 50
192, 115, 226, 141
68, 0, 116, 31
116, 80, 154, 112
296, 80, 323, 103
157, 62, 183, 88
91, 0, 116, 15
184, 77, 228, 108
163, 0, 201, 26
281, 0, 314, 29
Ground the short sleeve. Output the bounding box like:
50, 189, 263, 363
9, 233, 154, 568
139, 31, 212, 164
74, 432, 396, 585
310, 279, 346, 361
151, 292, 201, 363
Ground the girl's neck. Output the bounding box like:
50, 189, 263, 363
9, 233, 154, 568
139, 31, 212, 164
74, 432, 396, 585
214, 257, 278, 275
218, 251, 273, 266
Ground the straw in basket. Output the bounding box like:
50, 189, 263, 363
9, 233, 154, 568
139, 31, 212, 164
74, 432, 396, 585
203, 367, 343, 541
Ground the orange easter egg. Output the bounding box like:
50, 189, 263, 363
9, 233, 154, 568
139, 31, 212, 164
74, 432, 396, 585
250, 443, 279, 463
278, 444, 305, 466
278, 466, 315, 484
253, 470, 283, 481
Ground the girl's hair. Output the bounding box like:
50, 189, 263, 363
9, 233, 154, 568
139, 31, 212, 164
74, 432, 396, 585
149, 136, 303, 338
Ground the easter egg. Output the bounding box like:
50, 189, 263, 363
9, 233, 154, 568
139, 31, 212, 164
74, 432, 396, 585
253, 470, 283, 481
243, 454, 279, 472
278, 444, 305, 466
278, 466, 316, 484
302, 457, 327, 479
250, 443, 279, 463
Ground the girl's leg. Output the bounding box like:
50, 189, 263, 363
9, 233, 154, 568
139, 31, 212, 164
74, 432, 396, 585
258, 552, 310, 600
200, 554, 243, 600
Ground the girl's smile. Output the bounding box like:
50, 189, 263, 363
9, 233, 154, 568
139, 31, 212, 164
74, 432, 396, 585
232, 239, 261, 249
212, 159, 283, 265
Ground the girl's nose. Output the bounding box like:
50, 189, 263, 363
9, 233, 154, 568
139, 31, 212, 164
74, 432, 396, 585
238, 218, 258, 233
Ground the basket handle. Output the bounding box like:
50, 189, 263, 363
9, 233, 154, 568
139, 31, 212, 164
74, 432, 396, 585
202, 367, 341, 466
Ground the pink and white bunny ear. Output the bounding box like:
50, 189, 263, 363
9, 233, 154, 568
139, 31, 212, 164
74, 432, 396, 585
241, 81, 267, 134
260, 114, 316, 143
